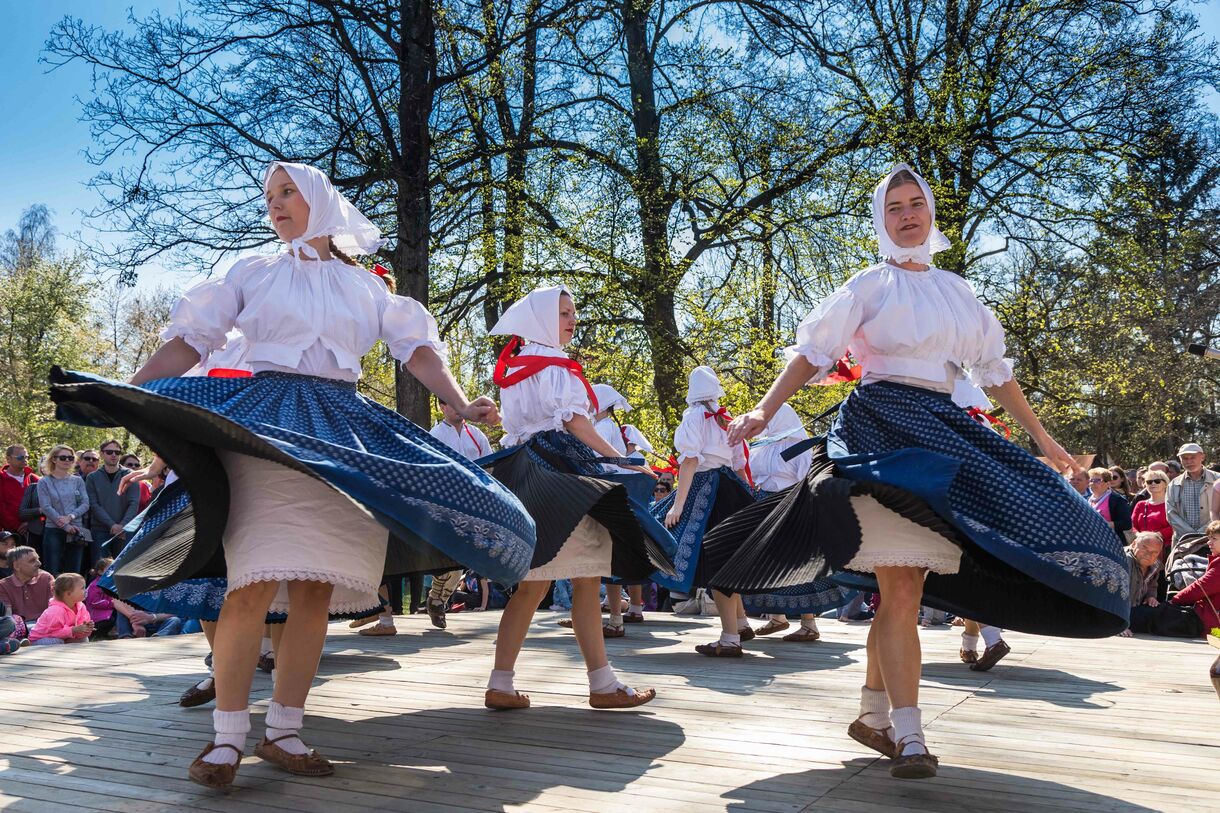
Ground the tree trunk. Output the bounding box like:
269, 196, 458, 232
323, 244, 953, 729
395, 0, 437, 426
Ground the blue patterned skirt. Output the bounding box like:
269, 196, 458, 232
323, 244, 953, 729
98, 481, 381, 621
49, 368, 536, 598
479, 431, 675, 581
649, 466, 755, 593
708, 382, 1129, 637
739, 489, 848, 617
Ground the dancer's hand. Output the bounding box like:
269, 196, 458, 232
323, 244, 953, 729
727, 409, 768, 446
462, 397, 500, 425
1035, 433, 1078, 475
664, 503, 683, 528
627, 464, 658, 478
118, 455, 166, 494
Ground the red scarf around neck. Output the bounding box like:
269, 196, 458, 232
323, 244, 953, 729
494, 336, 600, 413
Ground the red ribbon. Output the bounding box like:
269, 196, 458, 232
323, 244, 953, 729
493, 336, 600, 413
462, 423, 484, 454
207, 368, 252, 378
967, 407, 1012, 438
371, 263, 391, 278
704, 408, 753, 487
820, 352, 862, 386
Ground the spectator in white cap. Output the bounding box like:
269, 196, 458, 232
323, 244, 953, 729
1166, 442, 1218, 539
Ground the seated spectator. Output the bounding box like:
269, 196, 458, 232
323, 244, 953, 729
1170, 520, 1220, 635
0, 546, 53, 628
0, 530, 15, 578
1087, 467, 1132, 543
1, 444, 38, 536
1120, 533, 1163, 636
114, 599, 183, 638
1131, 470, 1173, 553
29, 572, 93, 645
1, 603, 19, 654
85, 557, 116, 639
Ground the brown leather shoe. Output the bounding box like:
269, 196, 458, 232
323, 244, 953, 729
603, 623, 625, 638
589, 687, 656, 709
971, 640, 1010, 672
188, 743, 242, 790
179, 680, 216, 708
959, 647, 978, 664
623, 611, 645, 623
257, 652, 275, 673
358, 624, 398, 636
782, 626, 820, 642
694, 641, 743, 657
427, 599, 447, 630
753, 617, 791, 636
738, 626, 756, 642
890, 737, 939, 779
847, 718, 898, 759
348, 614, 379, 629
485, 688, 531, 710
557, 618, 574, 629
254, 735, 334, 776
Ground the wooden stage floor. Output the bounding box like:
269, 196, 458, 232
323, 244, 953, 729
0, 610, 1216, 812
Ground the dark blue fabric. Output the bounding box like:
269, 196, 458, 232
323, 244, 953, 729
828, 381, 1129, 624
53, 370, 537, 588
741, 489, 849, 616
649, 467, 752, 592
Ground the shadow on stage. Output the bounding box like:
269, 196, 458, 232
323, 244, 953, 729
920, 661, 1122, 709
619, 639, 860, 695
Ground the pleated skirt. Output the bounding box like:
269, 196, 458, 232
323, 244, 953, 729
649, 466, 755, 593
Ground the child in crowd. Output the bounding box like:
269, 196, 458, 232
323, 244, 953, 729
30, 573, 93, 645
86, 557, 116, 639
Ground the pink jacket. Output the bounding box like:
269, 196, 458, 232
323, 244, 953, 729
85, 579, 113, 622
29, 598, 91, 642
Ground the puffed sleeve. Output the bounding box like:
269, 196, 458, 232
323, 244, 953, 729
785, 278, 867, 384
673, 409, 709, 465
380, 294, 448, 364
965, 299, 1014, 388
161, 259, 248, 362
534, 366, 594, 429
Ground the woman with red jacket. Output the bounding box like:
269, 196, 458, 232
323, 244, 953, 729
1171, 521, 1220, 632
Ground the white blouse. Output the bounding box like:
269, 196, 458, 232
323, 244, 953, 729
673, 402, 747, 473
750, 441, 811, 492
594, 417, 635, 473
499, 343, 594, 446
429, 420, 492, 461
162, 254, 445, 382
789, 263, 1012, 393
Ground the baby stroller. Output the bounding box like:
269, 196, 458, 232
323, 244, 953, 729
1165, 533, 1210, 595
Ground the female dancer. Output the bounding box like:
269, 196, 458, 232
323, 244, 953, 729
708, 163, 1127, 778
741, 404, 846, 642
651, 366, 757, 656
51, 161, 535, 790
482, 285, 673, 710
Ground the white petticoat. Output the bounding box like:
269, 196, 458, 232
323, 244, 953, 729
217, 450, 386, 614
844, 495, 962, 574
522, 515, 612, 581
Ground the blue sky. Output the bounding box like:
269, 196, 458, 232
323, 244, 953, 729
3, 2, 1220, 290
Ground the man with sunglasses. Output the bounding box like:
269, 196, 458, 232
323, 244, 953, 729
1, 445, 38, 537
85, 439, 139, 570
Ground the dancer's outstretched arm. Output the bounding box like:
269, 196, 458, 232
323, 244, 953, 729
727, 356, 819, 445
663, 457, 700, 528
563, 415, 654, 476
405, 346, 500, 425
130, 337, 202, 385
984, 378, 1079, 474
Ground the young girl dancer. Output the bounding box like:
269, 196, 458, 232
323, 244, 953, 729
51, 161, 535, 790
651, 366, 757, 656
482, 285, 673, 710
707, 163, 1127, 778
741, 404, 846, 641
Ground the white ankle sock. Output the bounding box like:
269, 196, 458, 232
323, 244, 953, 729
890, 706, 927, 756
487, 669, 515, 693
767, 614, 786, 623
628, 603, 643, 614
858, 686, 892, 734
719, 632, 741, 646
801, 617, 819, 632
259, 637, 273, 656
609, 608, 623, 626
980, 626, 1003, 647
588, 664, 634, 696
265, 701, 309, 755
204, 708, 249, 765
736, 617, 751, 631
377, 615, 395, 628
961, 633, 979, 651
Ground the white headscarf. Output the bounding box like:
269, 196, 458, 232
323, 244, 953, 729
622, 425, 653, 453
489, 285, 571, 348
872, 162, 951, 266
686, 365, 724, 405
764, 403, 808, 442
264, 161, 385, 261
592, 383, 631, 414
